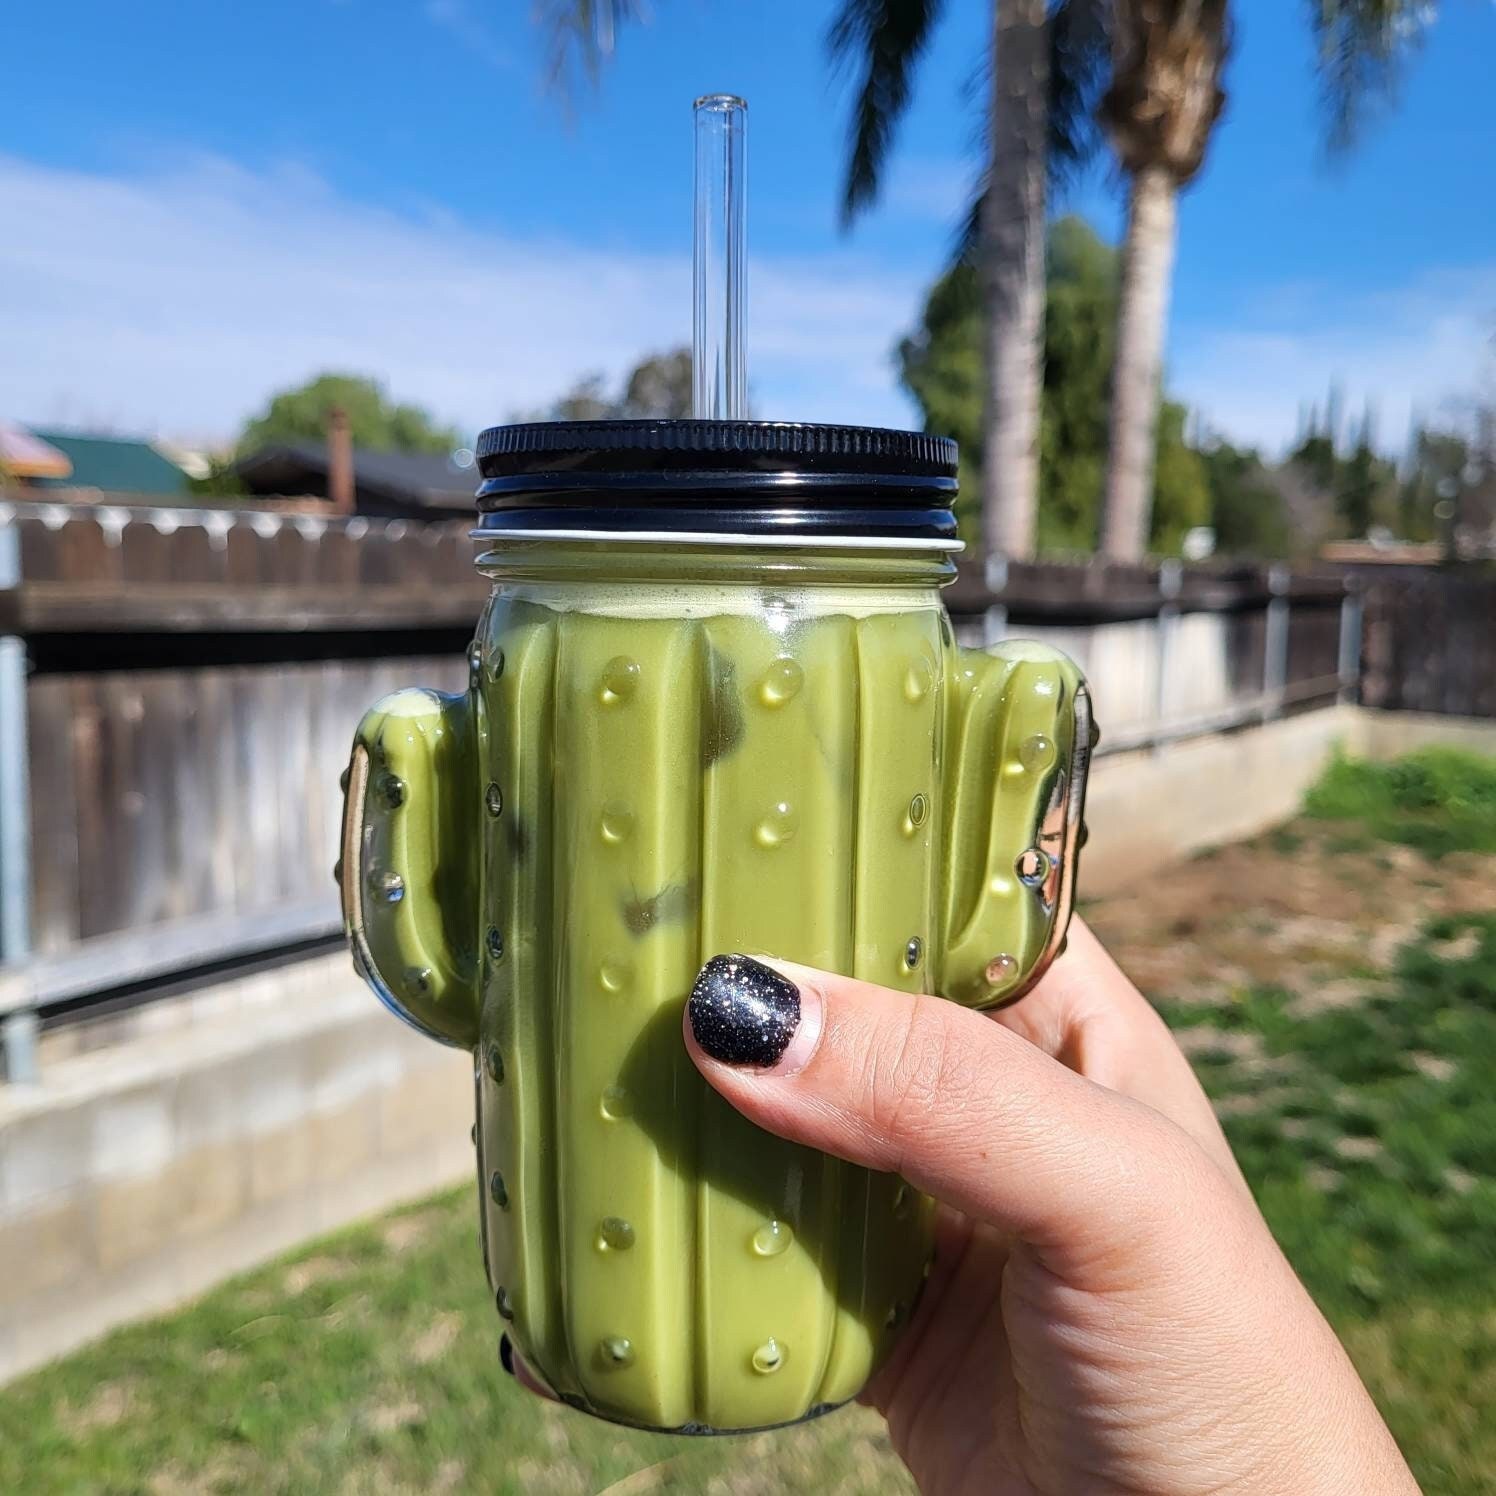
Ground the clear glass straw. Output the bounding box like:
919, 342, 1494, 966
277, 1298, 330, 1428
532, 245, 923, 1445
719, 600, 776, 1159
692, 94, 747, 420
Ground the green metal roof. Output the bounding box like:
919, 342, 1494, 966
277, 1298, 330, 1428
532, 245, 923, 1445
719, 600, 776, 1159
30, 429, 189, 497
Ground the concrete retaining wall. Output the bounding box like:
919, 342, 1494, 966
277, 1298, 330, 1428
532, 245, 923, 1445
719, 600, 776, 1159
3, 704, 1495, 1384
1082, 706, 1496, 892
0, 955, 471, 1383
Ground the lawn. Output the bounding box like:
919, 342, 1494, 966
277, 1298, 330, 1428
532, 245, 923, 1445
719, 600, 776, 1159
2, 747, 1492, 1494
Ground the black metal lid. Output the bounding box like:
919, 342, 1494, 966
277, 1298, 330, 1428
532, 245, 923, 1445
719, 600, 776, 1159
473, 419, 959, 544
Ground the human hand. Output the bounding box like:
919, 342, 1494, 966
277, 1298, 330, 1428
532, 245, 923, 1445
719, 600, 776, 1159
683, 921, 1418, 1496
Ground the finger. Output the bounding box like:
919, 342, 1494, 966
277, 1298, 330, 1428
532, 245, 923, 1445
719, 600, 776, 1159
995, 918, 1250, 1195
859, 1210, 1001, 1408
500, 1334, 560, 1404
683, 954, 1212, 1266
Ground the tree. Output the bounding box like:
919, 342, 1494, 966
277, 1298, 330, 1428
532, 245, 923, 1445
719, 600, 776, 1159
1096, 1, 1229, 561
523, 348, 696, 422
830, 1, 1108, 562
897, 262, 985, 539
1094, 1, 1441, 560
620, 348, 694, 417
899, 215, 1206, 552
1400, 425, 1469, 542
238, 373, 459, 456
533, 1, 1104, 558
1335, 412, 1384, 538
543, 374, 616, 422
1280, 397, 1400, 543
1195, 439, 1292, 557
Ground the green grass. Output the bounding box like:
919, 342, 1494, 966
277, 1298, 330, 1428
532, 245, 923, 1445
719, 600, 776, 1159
0, 1196, 907, 1495
1152, 748, 1496, 1494
1304, 744, 1496, 857
1154, 914, 1496, 1491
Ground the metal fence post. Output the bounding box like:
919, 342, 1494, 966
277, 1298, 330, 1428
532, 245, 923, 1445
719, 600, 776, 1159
0, 509, 36, 1082
1263, 563, 1290, 721
1152, 560, 1182, 753
1337, 582, 1363, 705
983, 552, 1009, 649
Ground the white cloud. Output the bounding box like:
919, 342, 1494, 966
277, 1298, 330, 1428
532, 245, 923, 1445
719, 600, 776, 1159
0, 152, 923, 445
13, 147, 1484, 463
1172, 266, 1496, 454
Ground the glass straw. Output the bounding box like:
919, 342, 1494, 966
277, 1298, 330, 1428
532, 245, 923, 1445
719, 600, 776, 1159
692, 94, 748, 420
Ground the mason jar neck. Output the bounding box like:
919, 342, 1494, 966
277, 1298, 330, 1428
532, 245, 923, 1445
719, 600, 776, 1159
473, 537, 958, 590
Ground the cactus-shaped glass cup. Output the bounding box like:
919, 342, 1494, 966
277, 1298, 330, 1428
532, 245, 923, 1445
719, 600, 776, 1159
339, 421, 1093, 1434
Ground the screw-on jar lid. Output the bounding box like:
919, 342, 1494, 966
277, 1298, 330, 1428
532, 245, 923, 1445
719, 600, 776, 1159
473, 419, 959, 549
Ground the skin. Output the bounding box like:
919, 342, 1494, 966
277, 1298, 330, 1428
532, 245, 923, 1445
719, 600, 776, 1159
683, 920, 1420, 1496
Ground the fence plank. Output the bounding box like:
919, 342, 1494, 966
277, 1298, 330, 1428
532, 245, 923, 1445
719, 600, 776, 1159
25, 679, 81, 954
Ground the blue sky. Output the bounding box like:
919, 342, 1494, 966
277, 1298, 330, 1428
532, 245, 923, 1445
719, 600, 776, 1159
4, 0, 1494, 454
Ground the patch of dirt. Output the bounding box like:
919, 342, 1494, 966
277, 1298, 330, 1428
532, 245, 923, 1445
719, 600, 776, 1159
1428, 927, 1482, 961
1214, 1086, 1303, 1118
510, 1455, 587, 1494
1173, 1028, 1266, 1060
364, 1399, 424, 1433
1086, 826, 1496, 1010
431, 1461, 467, 1493
1335, 1135, 1384, 1162
540, 1403, 572, 1454
1286, 977, 1380, 1017
1445, 1168, 1478, 1195
1412, 1052, 1458, 1082
381, 1213, 436, 1253
408, 1311, 463, 1365
62, 1380, 136, 1433
282, 1255, 355, 1296
148, 1455, 248, 1495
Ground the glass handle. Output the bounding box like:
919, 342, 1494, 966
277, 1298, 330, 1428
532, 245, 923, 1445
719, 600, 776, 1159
340, 687, 481, 1047
938, 645, 1093, 1007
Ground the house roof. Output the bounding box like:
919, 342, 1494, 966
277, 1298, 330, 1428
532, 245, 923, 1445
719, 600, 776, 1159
233, 442, 476, 513
29, 428, 190, 496
0, 423, 73, 480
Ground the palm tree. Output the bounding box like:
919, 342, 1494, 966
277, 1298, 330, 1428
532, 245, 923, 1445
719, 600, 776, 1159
829, 1, 1106, 561
1095, 2, 1228, 563
1095, 0, 1433, 561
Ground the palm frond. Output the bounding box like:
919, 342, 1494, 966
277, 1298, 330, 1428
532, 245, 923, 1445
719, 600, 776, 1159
826, 0, 947, 228
1102, 0, 1231, 182
1049, 0, 1110, 187
535, 0, 650, 99
1309, 0, 1434, 152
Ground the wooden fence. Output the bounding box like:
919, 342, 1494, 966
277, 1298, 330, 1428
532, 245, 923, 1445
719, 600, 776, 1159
6, 497, 1475, 1005
1359, 564, 1496, 719
25, 658, 463, 955
1, 503, 485, 993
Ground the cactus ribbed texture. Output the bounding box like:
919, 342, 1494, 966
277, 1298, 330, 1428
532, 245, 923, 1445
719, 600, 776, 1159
341, 597, 1088, 1431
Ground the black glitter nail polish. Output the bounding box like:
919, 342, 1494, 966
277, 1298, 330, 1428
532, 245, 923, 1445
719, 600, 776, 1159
688, 955, 800, 1067
499, 1333, 515, 1376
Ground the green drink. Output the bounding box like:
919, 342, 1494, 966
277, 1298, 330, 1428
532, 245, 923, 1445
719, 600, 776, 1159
340, 420, 1091, 1432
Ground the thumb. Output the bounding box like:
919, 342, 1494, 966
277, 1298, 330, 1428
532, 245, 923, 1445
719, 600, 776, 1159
684, 954, 1204, 1262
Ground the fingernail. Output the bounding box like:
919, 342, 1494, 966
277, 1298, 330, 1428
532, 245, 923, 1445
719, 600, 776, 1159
688, 954, 801, 1067
499, 1333, 514, 1375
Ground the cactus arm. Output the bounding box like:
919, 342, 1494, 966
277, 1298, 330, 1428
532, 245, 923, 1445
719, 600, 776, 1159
339, 687, 481, 1047
938, 641, 1093, 1008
